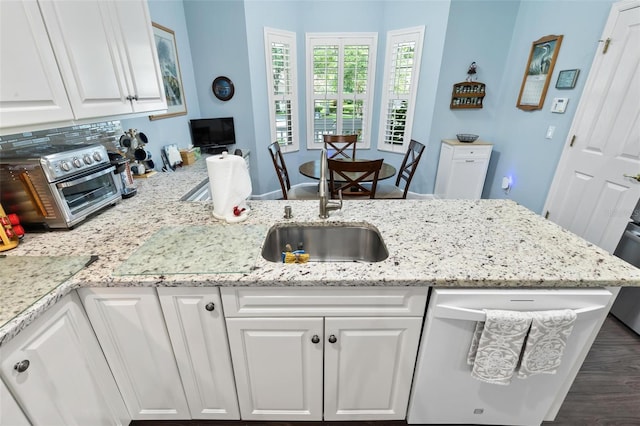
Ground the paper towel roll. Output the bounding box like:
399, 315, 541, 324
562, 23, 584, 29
207, 152, 252, 223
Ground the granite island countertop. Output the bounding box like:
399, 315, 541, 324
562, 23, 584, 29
2, 157, 639, 345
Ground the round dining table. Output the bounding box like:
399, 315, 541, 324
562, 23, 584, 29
298, 159, 396, 182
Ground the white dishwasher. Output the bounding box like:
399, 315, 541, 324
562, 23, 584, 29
407, 288, 613, 426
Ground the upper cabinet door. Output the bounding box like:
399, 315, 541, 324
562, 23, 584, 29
0, 0, 74, 130
108, 0, 166, 113
37, 0, 132, 118
38, 0, 166, 119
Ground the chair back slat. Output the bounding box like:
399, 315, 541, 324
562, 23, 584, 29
323, 134, 358, 159
268, 142, 291, 199
328, 158, 383, 199
394, 139, 426, 198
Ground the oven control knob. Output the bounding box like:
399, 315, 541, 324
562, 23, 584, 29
83, 154, 93, 165
73, 158, 82, 168
93, 152, 103, 162
60, 161, 71, 171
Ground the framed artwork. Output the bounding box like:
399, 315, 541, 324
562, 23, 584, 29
516, 34, 563, 111
149, 22, 187, 120
212, 76, 235, 101
556, 69, 580, 89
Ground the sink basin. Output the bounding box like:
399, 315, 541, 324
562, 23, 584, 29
261, 222, 388, 262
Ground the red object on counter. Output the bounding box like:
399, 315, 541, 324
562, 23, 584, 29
7, 213, 20, 225
12, 224, 25, 237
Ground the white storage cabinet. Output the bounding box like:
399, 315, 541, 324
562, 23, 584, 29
78, 287, 190, 420
434, 139, 493, 199
0, 292, 130, 426
221, 287, 428, 421
0, 0, 74, 129
0, 0, 166, 134
157, 287, 240, 420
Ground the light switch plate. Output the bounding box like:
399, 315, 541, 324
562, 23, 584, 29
551, 97, 568, 113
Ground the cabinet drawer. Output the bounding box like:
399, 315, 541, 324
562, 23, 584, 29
221, 287, 428, 317
451, 145, 492, 159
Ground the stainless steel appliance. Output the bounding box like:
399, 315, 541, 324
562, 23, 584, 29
0, 144, 121, 229
610, 198, 640, 335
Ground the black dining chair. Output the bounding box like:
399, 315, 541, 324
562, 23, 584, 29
268, 142, 319, 200
328, 158, 383, 199
323, 134, 358, 159
374, 139, 425, 199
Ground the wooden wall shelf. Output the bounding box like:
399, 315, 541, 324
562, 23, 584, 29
450, 82, 485, 109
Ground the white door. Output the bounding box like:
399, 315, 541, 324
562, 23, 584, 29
323, 317, 423, 421
225, 317, 324, 421
78, 287, 191, 420
0, 292, 130, 426
544, 0, 640, 253
158, 288, 240, 420
0, 0, 74, 130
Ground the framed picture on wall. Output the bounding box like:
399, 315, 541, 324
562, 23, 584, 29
556, 69, 580, 89
516, 34, 563, 111
149, 22, 187, 120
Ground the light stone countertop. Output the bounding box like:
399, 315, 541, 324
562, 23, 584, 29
2, 156, 639, 346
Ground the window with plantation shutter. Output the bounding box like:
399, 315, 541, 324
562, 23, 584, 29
265, 28, 299, 152
378, 26, 424, 153
306, 33, 377, 150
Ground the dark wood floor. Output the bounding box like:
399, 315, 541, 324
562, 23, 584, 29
131, 315, 640, 426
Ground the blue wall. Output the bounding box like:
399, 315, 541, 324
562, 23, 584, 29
121, 0, 616, 212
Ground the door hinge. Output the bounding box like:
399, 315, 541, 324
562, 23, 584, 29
569, 135, 576, 147
544, 211, 550, 219
599, 38, 611, 54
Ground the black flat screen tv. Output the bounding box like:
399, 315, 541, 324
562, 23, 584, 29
189, 117, 236, 154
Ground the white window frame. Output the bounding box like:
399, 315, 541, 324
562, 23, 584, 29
306, 32, 377, 150
264, 27, 299, 152
377, 26, 425, 153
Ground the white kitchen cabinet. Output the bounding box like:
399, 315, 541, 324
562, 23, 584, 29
434, 139, 493, 199
222, 287, 427, 421
157, 288, 240, 420
38, 0, 166, 119
323, 317, 422, 420
1, 375, 30, 425
0, 0, 74, 130
225, 317, 324, 421
0, 292, 130, 426
78, 287, 190, 420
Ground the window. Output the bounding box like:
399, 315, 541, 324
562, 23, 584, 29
265, 28, 299, 152
306, 33, 377, 149
377, 26, 424, 153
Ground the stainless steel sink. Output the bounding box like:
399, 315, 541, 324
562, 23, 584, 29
261, 222, 388, 262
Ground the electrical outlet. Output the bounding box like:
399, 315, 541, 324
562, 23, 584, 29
545, 126, 556, 139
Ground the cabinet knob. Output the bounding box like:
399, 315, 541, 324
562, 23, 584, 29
311, 335, 320, 344
14, 360, 29, 373
205, 302, 215, 311
328, 335, 337, 344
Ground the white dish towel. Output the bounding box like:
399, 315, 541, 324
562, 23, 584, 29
468, 310, 532, 385
518, 309, 577, 378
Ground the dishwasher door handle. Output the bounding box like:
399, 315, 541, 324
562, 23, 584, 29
433, 303, 608, 322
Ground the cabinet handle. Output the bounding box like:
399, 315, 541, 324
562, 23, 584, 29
328, 335, 337, 344
311, 335, 320, 344
465, 159, 475, 162
14, 360, 29, 373
205, 302, 215, 311
132, 95, 139, 101
126, 95, 133, 101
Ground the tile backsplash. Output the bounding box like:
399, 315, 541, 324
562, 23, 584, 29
0, 121, 124, 153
